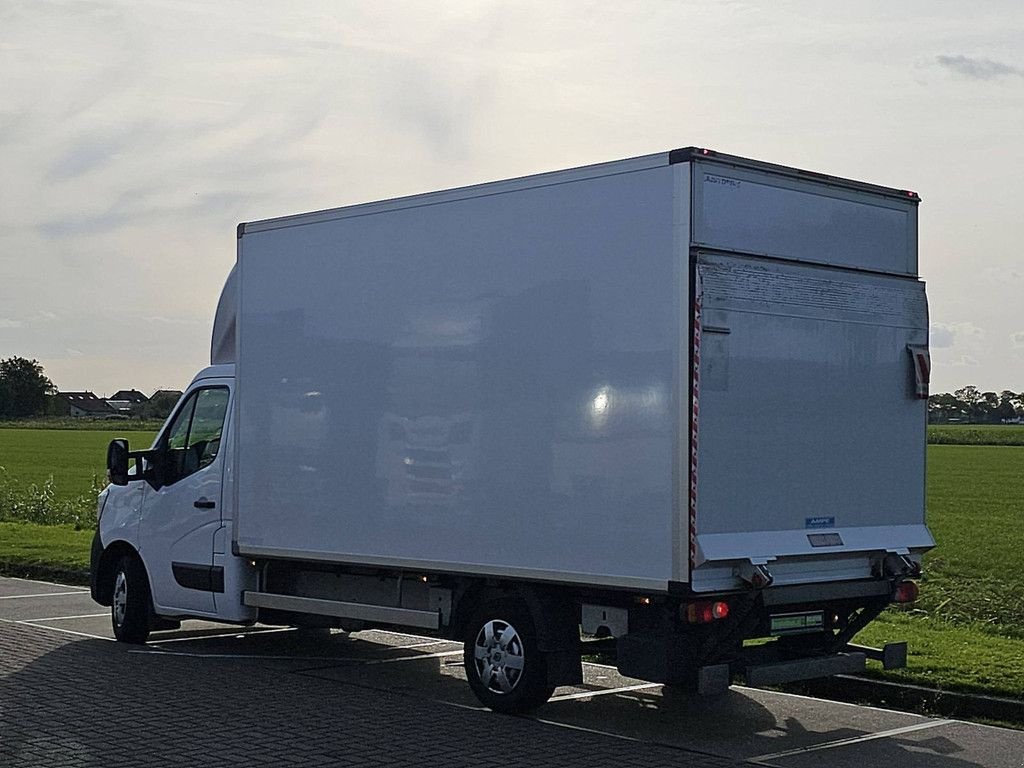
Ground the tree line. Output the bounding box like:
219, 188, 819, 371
0, 356, 176, 420
929, 387, 1024, 424
0, 357, 55, 419
3, 355, 1021, 426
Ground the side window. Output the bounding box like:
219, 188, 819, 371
165, 394, 197, 451
189, 389, 229, 470
160, 387, 229, 485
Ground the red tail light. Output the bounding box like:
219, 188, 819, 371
894, 581, 919, 604
685, 601, 730, 623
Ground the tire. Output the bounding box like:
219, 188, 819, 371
111, 555, 152, 644
463, 600, 555, 714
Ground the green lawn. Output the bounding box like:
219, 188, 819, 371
0, 427, 157, 500
917, 445, 1024, 635
928, 423, 1024, 446
0, 521, 93, 572
0, 417, 164, 431
857, 611, 1024, 699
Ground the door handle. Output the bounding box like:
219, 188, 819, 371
194, 498, 216, 509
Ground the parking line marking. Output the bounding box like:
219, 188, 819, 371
749, 719, 954, 763
362, 649, 463, 665
549, 682, 662, 702
149, 627, 295, 644
130, 644, 460, 663
1, 576, 89, 589
131, 650, 368, 661
532, 716, 643, 744
1, 618, 112, 641
0, 591, 91, 600
21, 613, 109, 622
433, 699, 489, 713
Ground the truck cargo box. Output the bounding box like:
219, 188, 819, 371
233, 148, 932, 592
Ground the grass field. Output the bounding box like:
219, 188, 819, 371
856, 612, 1024, 698
0, 521, 92, 571
928, 423, 1024, 446
917, 444, 1024, 635
0, 428, 157, 500
0, 418, 164, 431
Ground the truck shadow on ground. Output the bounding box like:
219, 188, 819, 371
0, 627, 990, 768
240, 629, 985, 768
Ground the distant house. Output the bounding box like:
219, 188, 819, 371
55, 391, 116, 418
106, 389, 149, 415
110, 389, 149, 405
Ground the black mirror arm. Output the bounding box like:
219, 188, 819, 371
128, 448, 162, 486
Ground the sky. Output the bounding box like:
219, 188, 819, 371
1, 0, 1022, 396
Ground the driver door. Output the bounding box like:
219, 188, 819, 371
140, 383, 231, 614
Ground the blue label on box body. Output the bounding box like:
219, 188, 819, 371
805, 516, 836, 529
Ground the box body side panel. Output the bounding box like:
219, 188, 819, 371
236, 166, 678, 587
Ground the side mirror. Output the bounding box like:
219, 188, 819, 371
107, 439, 130, 486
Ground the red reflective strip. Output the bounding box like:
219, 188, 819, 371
915, 352, 930, 384
689, 288, 702, 572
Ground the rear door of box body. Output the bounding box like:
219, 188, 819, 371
686, 161, 933, 591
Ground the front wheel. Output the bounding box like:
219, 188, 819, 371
111, 555, 151, 644
463, 600, 555, 713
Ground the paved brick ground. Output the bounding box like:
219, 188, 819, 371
0, 622, 740, 768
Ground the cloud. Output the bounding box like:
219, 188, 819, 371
930, 324, 954, 348
1012, 331, 1024, 348
48, 129, 136, 180
979, 266, 1023, 284
937, 54, 1024, 81
0, 318, 23, 329
141, 315, 205, 326
931, 321, 984, 349
949, 354, 979, 368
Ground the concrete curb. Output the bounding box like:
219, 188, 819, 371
788, 674, 1024, 726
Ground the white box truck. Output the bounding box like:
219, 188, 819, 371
91, 147, 933, 712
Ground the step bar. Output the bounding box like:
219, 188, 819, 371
698, 651, 868, 695
242, 591, 440, 630
745, 651, 867, 687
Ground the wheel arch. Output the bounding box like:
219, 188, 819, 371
449, 579, 583, 689
93, 540, 144, 606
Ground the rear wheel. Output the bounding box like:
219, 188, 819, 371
463, 600, 554, 713
111, 555, 151, 644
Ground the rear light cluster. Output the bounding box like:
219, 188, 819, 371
685, 600, 730, 624
894, 581, 919, 604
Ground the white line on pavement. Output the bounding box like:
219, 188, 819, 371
131, 650, 363, 661
362, 649, 463, 665
129, 644, 459, 663
1, 576, 89, 589
0, 591, 91, 600
148, 627, 295, 644
748, 719, 955, 763
21, 613, 108, 622
549, 682, 662, 702
1, 617, 112, 641
531, 716, 644, 744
